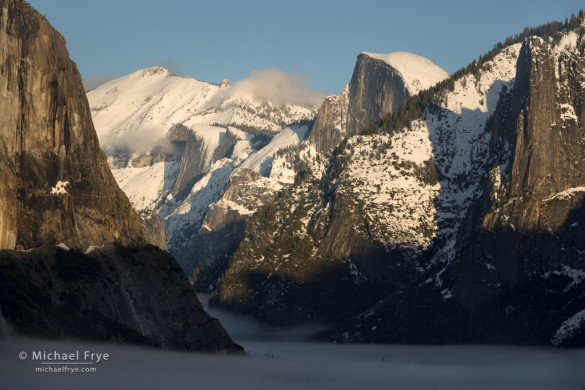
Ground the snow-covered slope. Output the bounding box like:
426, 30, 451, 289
241, 124, 309, 175
317, 44, 521, 258
360, 51, 450, 94
215, 20, 585, 347
88, 67, 318, 269
90, 67, 216, 150
90, 67, 315, 152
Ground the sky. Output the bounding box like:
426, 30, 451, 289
27, 0, 584, 95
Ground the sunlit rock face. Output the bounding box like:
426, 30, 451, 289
0, 0, 242, 353
0, 0, 144, 251
309, 51, 449, 154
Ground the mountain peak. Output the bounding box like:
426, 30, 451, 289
141, 66, 172, 77
359, 51, 449, 94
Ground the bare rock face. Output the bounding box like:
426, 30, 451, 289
139, 210, 167, 250
0, 0, 241, 353
309, 51, 409, 154
345, 54, 409, 136
481, 37, 585, 233
453, 35, 585, 312
309, 52, 442, 154
308, 89, 349, 154
0, 0, 144, 251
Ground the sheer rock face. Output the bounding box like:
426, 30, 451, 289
308, 54, 411, 154
139, 211, 167, 250
0, 0, 144, 251
0, 0, 241, 353
345, 54, 410, 136
454, 36, 585, 307
308, 89, 349, 155
481, 37, 585, 234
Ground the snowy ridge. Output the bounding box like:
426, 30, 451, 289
552, 309, 585, 345
241, 124, 309, 175
89, 67, 319, 263
338, 44, 521, 256
542, 187, 585, 202
360, 52, 449, 94
89, 66, 315, 153
90, 67, 218, 150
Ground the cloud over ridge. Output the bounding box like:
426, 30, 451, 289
221, 68, 326, 108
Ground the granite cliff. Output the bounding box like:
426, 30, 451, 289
0, 0, 144, 250
0, 0, 240, 352
309, 52, 448, 154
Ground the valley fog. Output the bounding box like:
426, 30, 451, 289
1, 297, 584, 390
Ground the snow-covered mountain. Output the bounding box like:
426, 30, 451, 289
88, 21, 585, 347
88, 67, 316, 268
360, 51, 449, 94
91, 67, 315, 147
308, 51, 448, 153
89, 50, 448, 278
215, 17, 585, 346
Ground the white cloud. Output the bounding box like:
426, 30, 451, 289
100, 126, 174, 154
215, 68, 326, 108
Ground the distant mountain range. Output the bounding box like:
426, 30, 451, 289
19, 0, 581, 347
213, 16, 585, 346
88, 67, 317, 272
87, 49, 449, 282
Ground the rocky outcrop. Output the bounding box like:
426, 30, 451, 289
172, 128, 239, 198
309, 52, 448, 154
0, 0, 241, 353
308, 88, 349, 154
445, 35, 585, 334
173, 133, 211, 197
345, 54, 410, 136
139, 210, 167, 250
0, 244, 241, 352
481, 36, 585, 234
0, 0, 144, 251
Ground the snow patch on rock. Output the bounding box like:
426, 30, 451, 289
50, 181, 69, 195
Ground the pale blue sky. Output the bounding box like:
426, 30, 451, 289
28, 0, 584, 94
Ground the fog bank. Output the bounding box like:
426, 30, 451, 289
1, 336, 583, 390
